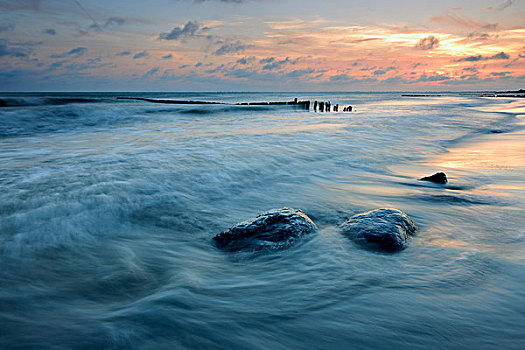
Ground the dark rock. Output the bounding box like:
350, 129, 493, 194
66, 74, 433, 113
214, 207, 317, 252
339, 208, 418, 252
420, 172, 447, 184
0, 99, 6, 107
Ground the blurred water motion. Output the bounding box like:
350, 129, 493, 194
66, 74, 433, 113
0, 92, 524, 349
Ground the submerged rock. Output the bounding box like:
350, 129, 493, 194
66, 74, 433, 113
420, 172, 447, 184
339, 208, 418, 252
213, 207, 317, 252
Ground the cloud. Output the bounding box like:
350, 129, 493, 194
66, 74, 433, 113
159, 21, 201, 40
383, 76, 410, 85
491, 72, 510, 76
48, 60, 68, 70
68, 47, 87, 57
373, 66, 396, 75
259, 57, 274, 64
259, 57, 298, 70
236, 56, 254, 64
0, 24, 13, 32
43, 28, 56, 35
467, 32, 497, 41
87, 16, 126, 32
285, 68, 315, 78
329, 73, 351, 82
486, 0, 514, 11
0, 42, 27, 57
50, 47, 87, 58
205, 64, 225, 74
116, 51, 131, 56
214, 40, 251, 55
143, 67, 159, 78
0, 0, 41, 11
414, 74, 450, 82
104, 17, 126, 27
62, 57, 113, 71
133, 51, 149, 59
162, 53, 173, 59
415, 36, 439, 50
456, 51, 509, 62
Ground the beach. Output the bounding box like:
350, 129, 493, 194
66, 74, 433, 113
0, 92, 524, 349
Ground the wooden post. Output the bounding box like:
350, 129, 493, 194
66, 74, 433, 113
314, 101, 318, 111
319, 102, 324, 112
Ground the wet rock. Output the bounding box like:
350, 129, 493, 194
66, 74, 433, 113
214, 207, 317, 252
0, 99, 6, 107
339, 208, 418, 252
420, 172, 447, 184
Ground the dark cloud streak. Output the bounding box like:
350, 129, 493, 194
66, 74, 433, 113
50, 47, 87, 58
159, 21, 201, 40
456, 51, 509, 62
0, 42, 27, 57
133, 51, 149, 59
214, 40, 251, 55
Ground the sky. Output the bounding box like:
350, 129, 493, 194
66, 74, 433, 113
0, 0, 524, 91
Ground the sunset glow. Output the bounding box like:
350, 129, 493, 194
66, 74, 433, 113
1, 0, 524, 91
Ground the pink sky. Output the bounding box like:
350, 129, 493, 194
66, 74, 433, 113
0, 0, 524, 91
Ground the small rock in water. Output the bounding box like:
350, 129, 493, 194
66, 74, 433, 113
213, 207, 317, 252
420, 172, 447, 184
339, 208, 418, 252
0, 99, 6, 107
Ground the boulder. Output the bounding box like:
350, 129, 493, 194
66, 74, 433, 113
0, 99, 6, 107
214, 207, 317, 252
420, 172, 447, 184
339, 208, 418, 252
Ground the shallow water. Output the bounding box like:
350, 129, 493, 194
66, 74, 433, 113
1, 92, 524, 349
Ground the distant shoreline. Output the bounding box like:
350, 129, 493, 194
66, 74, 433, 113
403, 89, 525, 98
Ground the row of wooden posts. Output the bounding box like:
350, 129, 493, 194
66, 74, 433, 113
116, 97, 353, 112
312, 100, 352, 112
288, 98, 353, 112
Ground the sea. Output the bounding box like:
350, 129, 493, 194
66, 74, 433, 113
0, 92, 524, 349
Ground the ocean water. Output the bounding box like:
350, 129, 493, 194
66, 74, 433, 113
0, 92, 524, 349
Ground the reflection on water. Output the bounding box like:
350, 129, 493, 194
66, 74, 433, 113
0, 92, 524, 349
431, 133, 525, 170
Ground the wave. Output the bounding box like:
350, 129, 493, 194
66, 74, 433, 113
442, 112, 522, 148
0, 106, 143, 138
0, 97, 108, 107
